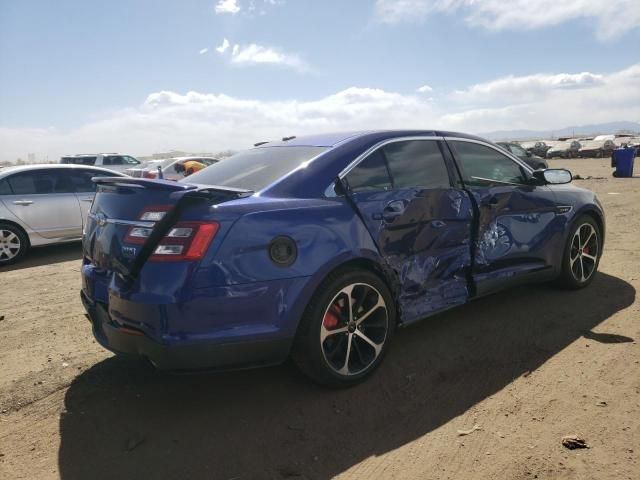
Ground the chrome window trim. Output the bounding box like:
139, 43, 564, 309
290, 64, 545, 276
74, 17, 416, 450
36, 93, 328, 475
337, 136, 443, 179
443, 136, 535, 175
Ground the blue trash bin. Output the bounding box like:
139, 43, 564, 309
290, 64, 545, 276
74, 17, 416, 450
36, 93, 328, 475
613, 147, 636, 178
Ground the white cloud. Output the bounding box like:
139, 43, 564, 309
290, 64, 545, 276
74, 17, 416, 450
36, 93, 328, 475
199, 47, 209, 55
216, 38, 309, 72
374, 0, 640, 40
248, 0, 285, 15
1, 64, 638, 161
417, 84, 433, 93
440, 64, 640, 131
215, 0, 240, 15
451, 71, 604, 105
216, 38, 230, 53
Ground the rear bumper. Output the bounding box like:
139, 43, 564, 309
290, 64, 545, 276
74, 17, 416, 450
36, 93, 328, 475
81, 289, 294, 371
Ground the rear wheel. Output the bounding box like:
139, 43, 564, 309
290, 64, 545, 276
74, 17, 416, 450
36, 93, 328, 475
292, 269, 395, 387
557, 216, 601, 289
0, 223, 28, 266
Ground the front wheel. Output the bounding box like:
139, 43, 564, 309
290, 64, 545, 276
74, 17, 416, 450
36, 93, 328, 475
292, 269, 395, 387
557, 216, 602, 289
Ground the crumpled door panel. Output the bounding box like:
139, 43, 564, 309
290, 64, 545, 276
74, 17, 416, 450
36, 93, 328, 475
470, 185, 561, 295
351, 188, 475, 324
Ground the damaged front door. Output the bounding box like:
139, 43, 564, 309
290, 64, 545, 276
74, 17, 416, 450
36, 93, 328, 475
446, 139, 560, 296
342, 138, 474, 324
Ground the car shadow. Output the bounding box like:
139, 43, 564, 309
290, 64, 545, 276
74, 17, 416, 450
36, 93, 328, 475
58, 272, 635, 480
2, 242, 82, 272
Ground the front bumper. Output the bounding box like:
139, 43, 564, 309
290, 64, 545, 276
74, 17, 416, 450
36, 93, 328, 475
81, 289, 292, 371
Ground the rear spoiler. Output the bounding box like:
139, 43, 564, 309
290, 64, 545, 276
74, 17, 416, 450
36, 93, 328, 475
92, 177, 253, 282
92, 176, 253, 200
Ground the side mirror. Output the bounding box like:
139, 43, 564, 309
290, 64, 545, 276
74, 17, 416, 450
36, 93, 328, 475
533, 168, 572, 185
526, 151, 532, 157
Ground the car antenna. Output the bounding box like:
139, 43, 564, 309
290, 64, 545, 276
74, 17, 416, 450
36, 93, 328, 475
157, 165, 164, 179
282, 136, 296, 141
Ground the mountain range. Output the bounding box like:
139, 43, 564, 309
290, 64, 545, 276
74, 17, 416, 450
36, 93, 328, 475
481, 121, 640, 141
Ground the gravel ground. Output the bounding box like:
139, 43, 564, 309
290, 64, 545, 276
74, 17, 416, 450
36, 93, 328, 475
0, 157, 638, 480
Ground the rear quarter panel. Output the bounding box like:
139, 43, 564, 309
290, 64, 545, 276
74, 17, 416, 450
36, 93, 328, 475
191, 197, 380, 288
184, 197, 384, 337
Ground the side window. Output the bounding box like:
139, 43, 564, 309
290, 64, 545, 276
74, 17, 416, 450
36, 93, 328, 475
104, 156, 124, 165
7, 173, 40, 194
0, 179, 12, 195
70, 170, 99, 192
451, 141, 527, 187
52, 171, 75, 193
382, 140, 450, 189
124, 156, 139, 165
345, 149, 392, 192
7, 171, 58, 194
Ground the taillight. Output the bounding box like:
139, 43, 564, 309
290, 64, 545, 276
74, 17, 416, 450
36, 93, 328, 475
124, 206, 218, 261
150, 222, 219, 261
143, 171, 157, 179
124, 206, 171, 244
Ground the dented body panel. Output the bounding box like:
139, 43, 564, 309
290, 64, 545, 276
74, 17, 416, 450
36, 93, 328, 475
467, 184, 564, 296
347, 187, 474, 323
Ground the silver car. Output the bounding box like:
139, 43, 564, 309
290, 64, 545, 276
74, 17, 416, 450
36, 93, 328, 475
0, 164, 123, 265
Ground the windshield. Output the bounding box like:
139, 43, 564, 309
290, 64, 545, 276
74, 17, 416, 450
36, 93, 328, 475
183, 146, 328, 191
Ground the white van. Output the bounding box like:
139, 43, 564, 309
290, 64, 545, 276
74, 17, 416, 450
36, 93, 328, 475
60, 154, 140, 173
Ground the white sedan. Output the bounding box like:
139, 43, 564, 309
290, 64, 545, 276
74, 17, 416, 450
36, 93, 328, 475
0, 164, 124, 265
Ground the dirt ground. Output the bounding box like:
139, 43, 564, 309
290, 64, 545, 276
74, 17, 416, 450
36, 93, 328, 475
0, 157, 638, 480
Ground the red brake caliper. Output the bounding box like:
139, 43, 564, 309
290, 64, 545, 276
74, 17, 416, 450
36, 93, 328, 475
323, 303, 342, 330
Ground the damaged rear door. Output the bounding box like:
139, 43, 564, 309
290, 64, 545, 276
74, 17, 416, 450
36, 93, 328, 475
445, 138, 560, 296
341, 138, 474, 323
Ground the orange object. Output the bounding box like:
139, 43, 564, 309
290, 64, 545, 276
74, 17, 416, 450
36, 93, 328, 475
182, 160, 207, 176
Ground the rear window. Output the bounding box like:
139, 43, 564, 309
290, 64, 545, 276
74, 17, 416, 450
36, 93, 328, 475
61, 156, 96, 165
183, 146, 328, 191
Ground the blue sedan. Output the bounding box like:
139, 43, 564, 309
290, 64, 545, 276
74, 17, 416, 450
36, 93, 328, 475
80, 130, 605, 386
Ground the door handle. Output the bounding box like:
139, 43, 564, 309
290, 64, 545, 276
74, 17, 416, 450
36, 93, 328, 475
12, 200, 33, 206
431, 220, 446, 228
382, 200, 408, 222
80, 198, 94, 202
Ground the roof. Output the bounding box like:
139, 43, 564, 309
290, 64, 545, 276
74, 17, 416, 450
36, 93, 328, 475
254, 130, 488, 148
61, 153, 119, 157
0, 164, 125, 178
255, 131, 374, 147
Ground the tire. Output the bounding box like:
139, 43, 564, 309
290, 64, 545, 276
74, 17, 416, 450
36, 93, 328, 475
557, 216, 602, 289
292, 268, 396, 387
0, 223, 29, 266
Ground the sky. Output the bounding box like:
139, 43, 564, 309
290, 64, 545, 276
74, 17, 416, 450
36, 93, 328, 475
0, 0, 639, 161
